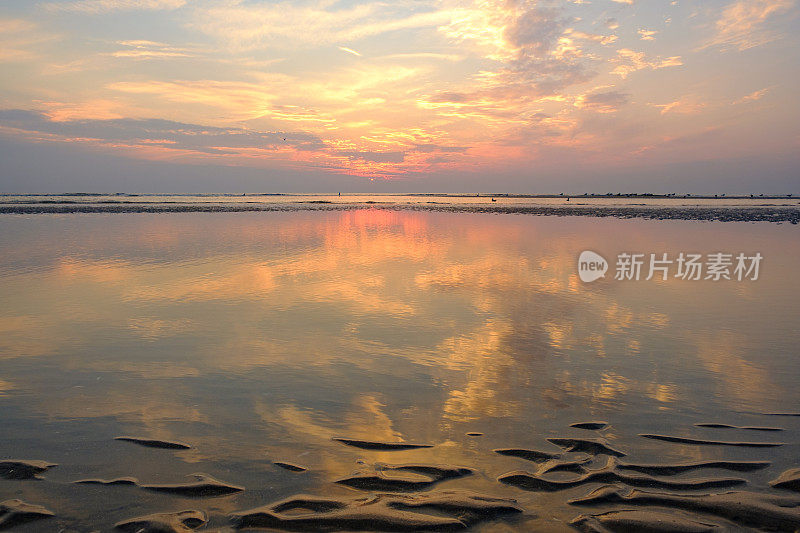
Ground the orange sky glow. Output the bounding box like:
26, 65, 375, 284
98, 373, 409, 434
0, 0, 798, 192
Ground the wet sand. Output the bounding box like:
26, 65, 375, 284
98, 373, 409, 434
5, 421, 800, 531
2, 201, 799, 223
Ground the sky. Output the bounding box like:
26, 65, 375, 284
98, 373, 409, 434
0, 0, 798, 193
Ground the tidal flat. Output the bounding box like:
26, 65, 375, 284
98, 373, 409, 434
0, 210, 799, 531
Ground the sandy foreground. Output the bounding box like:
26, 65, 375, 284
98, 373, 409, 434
3, 427, 800, 531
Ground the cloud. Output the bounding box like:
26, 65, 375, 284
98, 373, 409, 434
40, 100, 125, 121
0, 18, 57, 62
111, 40, 196, 59
338, 46, 362, 57
439, 1, 584, 62
504, 6, 566, 58
611, 48, 682, 78
0, 109, 325, 155
500, 57, 594, 96
378, 52, 463, 61
575, 90, 630, 113
703, 0, 794, 51
413, 144, 467, 153
103, 61, 425, 128
733, 88, 770, 104
192, 1, 452, 50
107, 80, 279, 121
638, 29, 658, 41
565, 30, 618, 46
42, 0, 186, 13
435, 1, 596, 104
339, 151, 405, 163
437, 0, 514, 59
419, 57, 592, 114
652, 98, 706, 114
0, 109, 434, 177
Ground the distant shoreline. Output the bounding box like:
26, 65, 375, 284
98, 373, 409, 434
1, 193, 797, 200
1, 202, 798, 223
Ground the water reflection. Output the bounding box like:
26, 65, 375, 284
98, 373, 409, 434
0, 211, 798, 530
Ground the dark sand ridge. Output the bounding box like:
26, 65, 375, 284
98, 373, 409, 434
377, 463, 475, 480
2, 202, 799, 223
75, 477, 139, 486
498, 456, 746, 493
571, 509, 725, 533
639, 434, 785, 447
771, 468, 800, 492
570, 422, 609, 431
230, 490, 524, 531
274, 461, 308, 472
616, 460, 770, 476
694, 423, 784, 431
496, 445, 769, 476
535, 456, 594, 475
548, 438, 627, 457
335, 472, 441, 492
76, 473, 243, 497
494, 448, 561, 462
115, 436, 192, 450
0, 459, 56, 480
569, 487, 800, 532
335, 463, 474, 492
493, 438, 624, 466
0, 499, 55, 530
332, 438, 434, 450
114, 510, 207, 533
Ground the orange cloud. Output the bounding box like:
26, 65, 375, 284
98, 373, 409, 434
703, 0, 793, 51
575, 91, 630, 113
611, 49, 683, 78
41, 100, 125, 121
733, 88, 770, 104
638, 29, 658, 41
0, 18, 57, 63
652, 97, 706, 115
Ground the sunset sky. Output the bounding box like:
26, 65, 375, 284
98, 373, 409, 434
1, 0, 798, 193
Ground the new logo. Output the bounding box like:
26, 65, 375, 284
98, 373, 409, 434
578, 251, 608, 282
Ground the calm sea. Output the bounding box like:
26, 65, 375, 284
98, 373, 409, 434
0, 210, 798, 530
